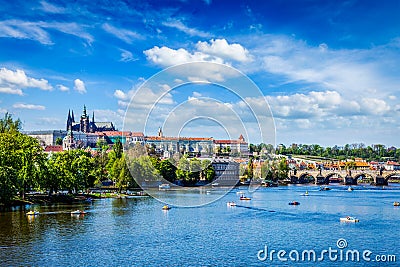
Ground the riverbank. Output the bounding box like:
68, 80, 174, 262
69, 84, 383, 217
0, 190, 149, 211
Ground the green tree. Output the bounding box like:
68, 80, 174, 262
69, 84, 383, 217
55, 137, 63, 145
113, 138, 123, 159
277, 158, 289, 180
159, 160, 177, 182
0, 112, 22, 133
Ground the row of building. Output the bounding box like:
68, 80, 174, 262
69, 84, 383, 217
24, 106, 249, 158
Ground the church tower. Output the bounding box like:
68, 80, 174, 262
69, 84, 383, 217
158, 127, 163, 137
80, 105, 90, 133
66, 109, 72, 131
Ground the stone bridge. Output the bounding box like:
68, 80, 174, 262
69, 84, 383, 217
289, 169, 400, 186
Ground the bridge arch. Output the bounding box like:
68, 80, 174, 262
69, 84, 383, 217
385, 172, 400, 183
325, 173, 344, 183
354, 173, 374, 184
298, 173, 315, 183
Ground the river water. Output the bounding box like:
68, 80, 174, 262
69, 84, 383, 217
0, 185, 399, 266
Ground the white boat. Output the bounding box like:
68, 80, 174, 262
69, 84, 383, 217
301, 191, 309, 196
159, 184, 171, 190
340, 216, 359, 223
236, 191, 244, 195
227, 201, 236, 207
347, 186, 354, 192
71, 210, 87, 215
211, 182, 219, 186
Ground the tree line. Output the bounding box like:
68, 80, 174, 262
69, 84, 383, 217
0, 113, 217, 205
250, 142, 400, 162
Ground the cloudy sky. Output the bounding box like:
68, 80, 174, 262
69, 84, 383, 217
1, 0, 399, 147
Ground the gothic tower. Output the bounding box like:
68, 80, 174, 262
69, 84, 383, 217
80, 105, 90, 133
66, 109, 72, 131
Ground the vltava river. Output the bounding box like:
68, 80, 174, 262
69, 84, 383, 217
1, 185, 399, 266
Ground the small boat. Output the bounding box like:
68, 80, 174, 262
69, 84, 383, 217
393, 202, 400, 206
288, 201, 300, 205
340, 216, 359, 223
206, 190, 211, 194
347, 186, 354, 192
301, 191, 309, 196
71, 210, 87, 215
240, 195, 251, 201
236, 191, 245, 195
26, 211, 39, 216
227, 201, 236, 207
211, 182, 219, 187
162, 205, 171, 210
320, 186, 331, 191
159, 184, 171, 190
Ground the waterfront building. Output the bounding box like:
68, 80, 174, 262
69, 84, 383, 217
212, 159, 240, 185
213, 134, 249, 156
145, 127, 214, 157
384, 161, 400, 171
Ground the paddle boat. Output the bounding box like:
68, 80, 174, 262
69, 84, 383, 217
340, 216, 359, 223
227, 201, 236, 207
162, 205, 171, 210
301, 191, 309, 196
288, 201, 300, 205
71, 210, 87, 215
240, 195, 251, 201
393, 202, 400, 206
26, 211, 39, 216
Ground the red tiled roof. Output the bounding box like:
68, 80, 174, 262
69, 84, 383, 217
96, 131, 144, 137
145, 136, 212, 141
214, 140, 247, 144
44, 145, 63, 152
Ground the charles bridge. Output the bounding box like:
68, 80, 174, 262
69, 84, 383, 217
288, 169, 400, 186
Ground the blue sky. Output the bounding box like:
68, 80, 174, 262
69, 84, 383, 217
1, 0, 400, 147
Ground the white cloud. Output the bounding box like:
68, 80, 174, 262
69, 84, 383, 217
74, 79, 86, 94
0, 68, 52, 93
144, 39, 253, 67
57, 84, 69, 92
361, 98, 390, 115
162, 20, 210, 38
119, 49, 137, 62
248, 34, 400, 100
0, 87, 23, 95
196, 39, 253, 63
93, 109, 125, 129
13, 103, 45, 110
102, 23, 143, 44
0, 20, 93, 45
144, 46, 224, 67
39, 1, 66, 14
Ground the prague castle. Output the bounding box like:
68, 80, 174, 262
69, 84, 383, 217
66, 105, 115, 133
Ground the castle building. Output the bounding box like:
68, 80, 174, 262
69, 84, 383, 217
66, 105, 115, 133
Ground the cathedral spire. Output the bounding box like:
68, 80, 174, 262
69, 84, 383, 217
83, 105, 87, 118
92, 111, 95, 123
71, 110, 75, 122
66, 109, 71, 131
